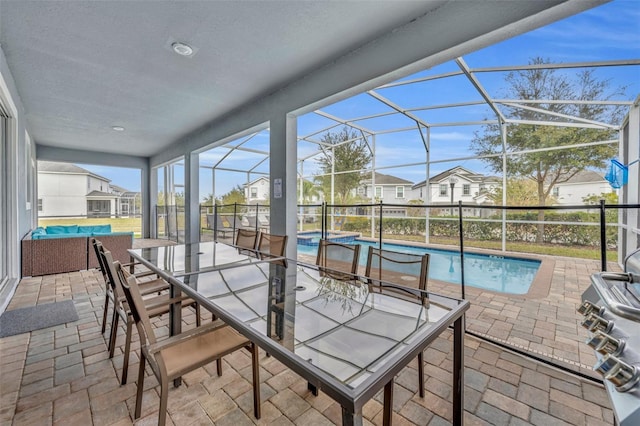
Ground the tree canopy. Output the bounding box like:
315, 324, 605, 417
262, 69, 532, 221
314, 127, 372, 204
471, 57, 626, 207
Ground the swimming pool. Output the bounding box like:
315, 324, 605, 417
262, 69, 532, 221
297, 239, 540, 295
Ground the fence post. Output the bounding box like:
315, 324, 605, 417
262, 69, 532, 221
599, 199, 607, 272
378, 201, 383, 250
213, 204, 218, 243
458, 201, 465, 300
233, 203, 238, 234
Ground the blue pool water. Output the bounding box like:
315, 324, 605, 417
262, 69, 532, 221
297, 239, 540, 295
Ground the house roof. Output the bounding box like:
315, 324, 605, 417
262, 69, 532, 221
412, 166, 500, 189
38, 161, 110, 182
555, 170, 606, 185
86, 190, 114, 198
243, 176, 269, 187
361, 172, 413, 186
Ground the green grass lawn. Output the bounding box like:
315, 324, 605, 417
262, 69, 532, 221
379, 234, 617, 261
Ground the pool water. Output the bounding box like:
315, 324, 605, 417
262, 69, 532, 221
297, 239, 540, 295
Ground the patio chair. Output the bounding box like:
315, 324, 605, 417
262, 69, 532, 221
364, 246, 430, 397
91, 238, 168, 336
244, 215, 259, 231
315, 239, 360, 281
98, 245, 201, 385
215, 214, 235, 238
235, 228, 259, 256
117, 265, 261, 425
256, 232, 288, 266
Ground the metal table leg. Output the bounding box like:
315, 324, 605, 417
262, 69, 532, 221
383, 379, 394, 426
453, 315, 465, 426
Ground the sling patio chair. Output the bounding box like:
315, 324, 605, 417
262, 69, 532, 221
117, 263, 261, 426
235, 228, 259, 256
91, 238, 169, 337
256, 232, 288, 266
364, 246, 430, 397
99, 245, 201, 385
315, 239, 361, 281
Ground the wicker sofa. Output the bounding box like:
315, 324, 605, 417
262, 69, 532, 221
21, 225, 134, 277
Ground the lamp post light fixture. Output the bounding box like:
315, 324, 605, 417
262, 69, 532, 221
449, 176, 458, 216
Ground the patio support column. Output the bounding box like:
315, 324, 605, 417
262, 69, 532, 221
184, 151, 200, 244
147, 165, 157, 238
270, 114, 298, 261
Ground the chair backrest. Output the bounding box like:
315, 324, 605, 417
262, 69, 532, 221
235, 228, 259, 253
97, 243, 127, 301
216, 214, 232, 229
115, 261, 157, 348
256, 232, 288, 266
246, 216, 258, 228
315, 239, 360, 279
91, 237, 108, 282
206, 214, 215, 230
365, 246, 429, 304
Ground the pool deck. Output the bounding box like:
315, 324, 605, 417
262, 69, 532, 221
0, 236, 617, 424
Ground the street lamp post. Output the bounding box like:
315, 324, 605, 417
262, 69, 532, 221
449, 176, 458, 216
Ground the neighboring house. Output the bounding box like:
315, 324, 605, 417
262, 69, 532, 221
356, 172, 414, 217
37, 161, 137, 218
111, 184, 142, 217
549, 170, 614, 205
243, 176, 270, 204
411, 166, 500, 216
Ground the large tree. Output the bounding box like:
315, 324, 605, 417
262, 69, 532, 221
315, 127, 372, 204
215, 185, 247, 213
471, 57, 626, 241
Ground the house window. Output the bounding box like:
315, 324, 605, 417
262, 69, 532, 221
357, 186, 365, 195
250, 187, 258, 198
375, 186, 383, 198
439, 184, 448, 196
38, 199, 43, 212
552, 187, 559, 197
463, 184, 471, 196
396, 186, 404, 198
419, 188, 423, 198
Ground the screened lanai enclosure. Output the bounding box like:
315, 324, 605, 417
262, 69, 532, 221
153, 47, 640, 380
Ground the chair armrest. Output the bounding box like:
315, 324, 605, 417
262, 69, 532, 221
146, 322, 230, 354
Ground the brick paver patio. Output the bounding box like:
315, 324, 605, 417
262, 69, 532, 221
0, 240, 615, 425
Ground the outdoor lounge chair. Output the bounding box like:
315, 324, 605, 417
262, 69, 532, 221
364, 246, 430, 397
214, 214, 235, 238
117, 264, 260, 425
315, 239, 360, 281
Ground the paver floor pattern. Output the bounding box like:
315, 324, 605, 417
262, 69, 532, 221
0, 244, 614, 425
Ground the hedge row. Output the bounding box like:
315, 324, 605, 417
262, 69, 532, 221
340, 211, 617, 247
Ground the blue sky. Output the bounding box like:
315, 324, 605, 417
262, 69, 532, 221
80, 0, 639, 199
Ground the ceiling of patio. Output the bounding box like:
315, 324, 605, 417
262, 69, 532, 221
1, 1, 596, 157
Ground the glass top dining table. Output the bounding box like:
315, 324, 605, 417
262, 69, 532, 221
128, 240, 270, 276
129, 243, 468, 426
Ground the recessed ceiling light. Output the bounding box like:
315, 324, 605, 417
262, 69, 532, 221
172, 42, 194, 57
112, 126, 125, 132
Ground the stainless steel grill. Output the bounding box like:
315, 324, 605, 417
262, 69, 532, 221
581, 247, 640, 425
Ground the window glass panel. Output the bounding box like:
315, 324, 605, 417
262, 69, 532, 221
439, 184, 448, 196
375, 186, 382, 198
463, 184, 471, 195
396, 186, 404, 198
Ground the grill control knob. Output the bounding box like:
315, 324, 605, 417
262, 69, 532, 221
578, 301, 604, 316
594, 354, 640, 392
581, 313, 613, 333
586, 331, 625, 356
